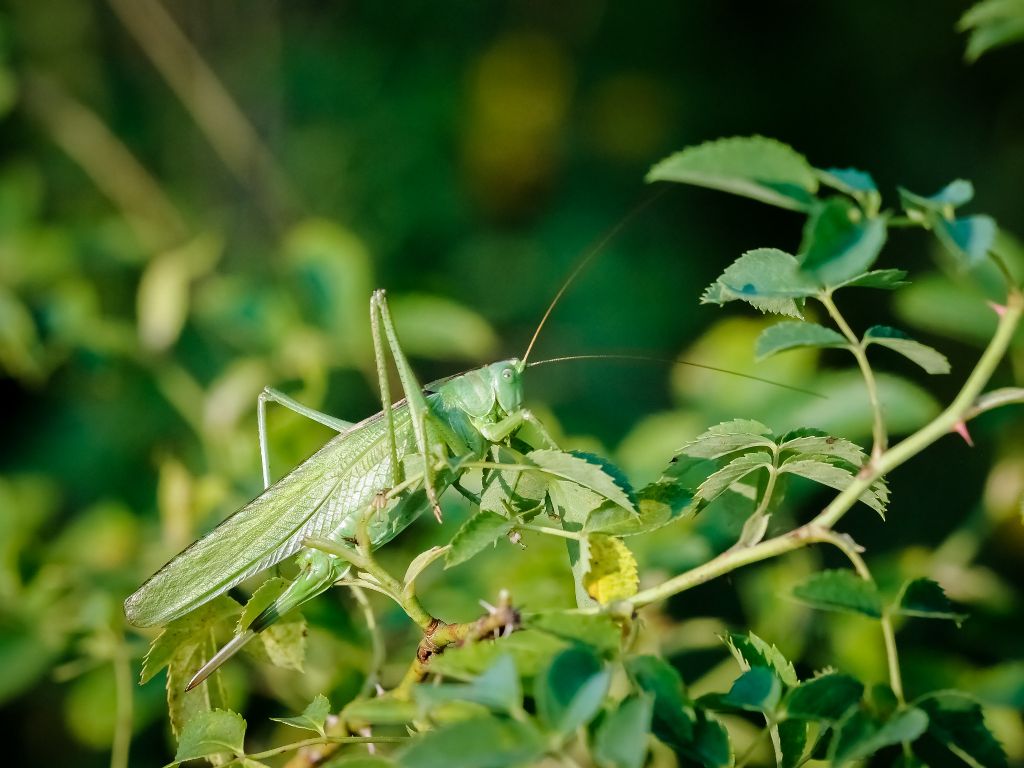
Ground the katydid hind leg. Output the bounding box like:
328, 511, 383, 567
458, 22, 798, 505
258, 386, 354, 489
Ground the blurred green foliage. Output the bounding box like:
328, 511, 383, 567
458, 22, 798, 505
1, 1, 1023, 766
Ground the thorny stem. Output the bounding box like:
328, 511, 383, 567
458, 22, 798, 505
820, 291, 888, 460
622, 289, 1023, 610
395, 593, 520, 697
816, 530, 905, 702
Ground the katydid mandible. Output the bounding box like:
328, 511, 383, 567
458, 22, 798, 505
124, 289, 557, 690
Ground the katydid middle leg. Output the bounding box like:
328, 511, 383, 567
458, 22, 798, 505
257, 386, 354, 489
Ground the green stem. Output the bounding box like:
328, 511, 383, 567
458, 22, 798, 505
521, 523, 583, 541
305, 537, 435, 629
813, 288, 1023, 530
625, 289, 1023, 610
349, 585, 385, 698
820, 292, 887, 460
816, 530, 904, 702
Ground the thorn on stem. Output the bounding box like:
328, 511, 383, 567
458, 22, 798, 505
953, 420, 974, 446
988, 301, 1007, 317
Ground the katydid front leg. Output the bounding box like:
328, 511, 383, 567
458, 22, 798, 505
477, 409, 558, 448
371, 289, 447, 522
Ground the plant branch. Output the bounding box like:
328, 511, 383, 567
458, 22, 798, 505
820, 292, 887, 460
624, 288, 1023, 611
304, 537, 435, 629
394, 591, 520, 697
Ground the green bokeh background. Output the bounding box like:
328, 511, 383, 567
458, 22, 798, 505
1, 1, 1022, 765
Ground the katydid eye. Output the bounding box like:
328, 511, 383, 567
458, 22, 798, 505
502, 369, 513, 380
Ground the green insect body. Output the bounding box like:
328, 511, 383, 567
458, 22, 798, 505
124, 289, 553, 690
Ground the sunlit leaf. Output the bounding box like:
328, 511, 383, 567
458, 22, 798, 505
445, 510, 513, 569
959, 0, 1024, 62
756, 321, 848, 361
583, 534, 639, 604
173, 708, 246, 764
647, 136, 818, 210
270, 693, 332, 736
723, 631, 799, 687
800, 197, 887, 285
865, 325, 951, 374
701, 248, 818, 318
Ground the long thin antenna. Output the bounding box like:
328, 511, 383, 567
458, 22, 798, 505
528, 353, 826, 399
521, 188, 667, 363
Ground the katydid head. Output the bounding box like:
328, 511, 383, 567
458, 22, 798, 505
439, 359, 526, 421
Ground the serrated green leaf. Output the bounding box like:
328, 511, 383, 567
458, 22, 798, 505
800, 197, 888, 285
258, 617, 306, 671
172, 709, 246, 763
916, 691, 1008, 768
720, 667, 782, 713
779, 457, 888, 516
724, 631, 799, 687
430, 629, 566, 680
585, 480, 694, 537
959, 0, 1024, 62
778, 433, 867, 465
529, 450, 636, 513
536, 645, 611, 735
625, 656, 696, 748
830, 706, 929, 765
688, 713, 732, 768
584, 534, 639, 604
785, 673, 864, 722
647, 136, 818, 210
835, 268, 910, 290
526, 612, 621, 657
864, 326, 951, 374
270, 693, 332, 736
756, 321, 848, 361
397, 717, 545, 768
414, 654, 521, 715
675, 419, 775, 459
935, 215, 998, 268
896, 578, 968, 623
792, 570, 883, 618
701, 248, 818, 318
778, 719, 809, 768
594, 694, 654, 768
696, 451, 773, 505
445, 510, 513, 569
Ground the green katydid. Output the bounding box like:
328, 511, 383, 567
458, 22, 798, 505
125, 228, 816, 692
